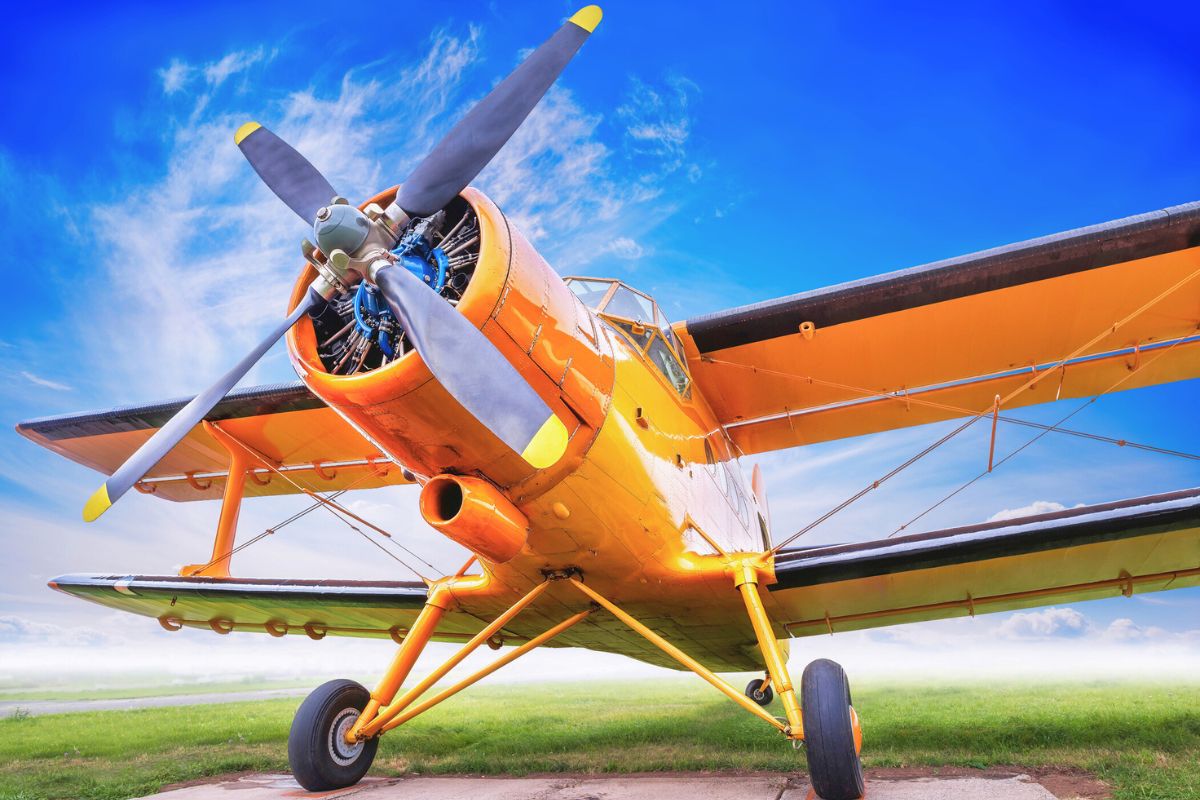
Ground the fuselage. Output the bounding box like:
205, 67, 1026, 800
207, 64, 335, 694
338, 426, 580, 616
286, 188, 782, 671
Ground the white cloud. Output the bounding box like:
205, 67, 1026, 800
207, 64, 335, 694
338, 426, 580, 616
96, 29, 700, 398
618, 75, 700, 174
986, 500, 1067, 522
606, 236, 645, 260
19, 371, 72, 392
203, 48, 265, 88
996, 607, 1090, 639
159, 59, 191, 95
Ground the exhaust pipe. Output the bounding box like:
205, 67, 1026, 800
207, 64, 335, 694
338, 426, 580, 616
419, 475, 529, 564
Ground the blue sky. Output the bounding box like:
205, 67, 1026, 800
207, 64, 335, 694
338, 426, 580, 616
2, 1, 1199, 682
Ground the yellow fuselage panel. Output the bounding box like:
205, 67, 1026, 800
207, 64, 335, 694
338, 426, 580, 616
283, 189, 781, 670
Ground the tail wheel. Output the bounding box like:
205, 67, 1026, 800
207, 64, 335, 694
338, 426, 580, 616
288, 679, 379, 791
801, 659, 865, 800
745, 676, 774, 706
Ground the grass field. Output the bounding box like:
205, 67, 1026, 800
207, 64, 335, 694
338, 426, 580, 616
1, 678, 1199, 800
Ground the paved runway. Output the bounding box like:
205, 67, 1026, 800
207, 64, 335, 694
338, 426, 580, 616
0, 688, 307, 718
136, 772, 1073, 799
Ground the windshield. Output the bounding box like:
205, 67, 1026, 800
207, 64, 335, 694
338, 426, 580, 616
565, 276, 690, 396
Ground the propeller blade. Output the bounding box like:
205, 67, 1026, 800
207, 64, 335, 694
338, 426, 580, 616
235, 122, 337, 223
371, 263, 567, 468
395, 5, 602, 217
83, 289, 324, 522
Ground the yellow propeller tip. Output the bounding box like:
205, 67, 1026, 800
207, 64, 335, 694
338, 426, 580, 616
521, 414, 570, 470
234, 121, 262, 146
83, 484, 112, 522
569, 5, 602, 33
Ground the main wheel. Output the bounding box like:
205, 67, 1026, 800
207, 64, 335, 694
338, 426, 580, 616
801, 659, 864, 800
288, 679, 379, 791
745, 676, 774, 706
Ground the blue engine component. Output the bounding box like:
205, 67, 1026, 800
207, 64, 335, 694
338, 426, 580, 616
351, 232, 449, 359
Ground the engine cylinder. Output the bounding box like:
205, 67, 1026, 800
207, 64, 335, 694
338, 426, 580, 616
419, 475, 528, 564
285, 186, 615, 494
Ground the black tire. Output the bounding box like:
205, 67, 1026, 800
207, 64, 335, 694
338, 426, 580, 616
288, 679, 379, 791
745, 677, 774, 706
801, 659, 864, 800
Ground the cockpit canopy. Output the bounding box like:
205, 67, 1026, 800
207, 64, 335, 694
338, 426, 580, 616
564, 277, 690, 396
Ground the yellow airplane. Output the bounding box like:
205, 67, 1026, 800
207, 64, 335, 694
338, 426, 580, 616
16, 6, 1200, 799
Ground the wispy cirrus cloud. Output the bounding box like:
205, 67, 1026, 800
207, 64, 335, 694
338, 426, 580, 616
81, 28, 705, 399
19, 371, 72, 392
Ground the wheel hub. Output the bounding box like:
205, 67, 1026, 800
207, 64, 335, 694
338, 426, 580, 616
327, 707, 365, 766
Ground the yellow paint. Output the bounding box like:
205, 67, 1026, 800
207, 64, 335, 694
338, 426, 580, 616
234, 121, 261, 145
736, 567, 803, 737
569, 5, 603, 33
521, 413, 569, 468
379, 609, 594, 733
359, 581, 551, 738
82, 483, 111, 522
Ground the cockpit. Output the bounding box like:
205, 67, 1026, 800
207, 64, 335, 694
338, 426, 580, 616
564, 277, 690, 397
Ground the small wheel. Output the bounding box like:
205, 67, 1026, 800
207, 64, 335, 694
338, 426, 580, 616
745, 677, 774, 706
801, 659, 864, 800
288, 679, 379, 791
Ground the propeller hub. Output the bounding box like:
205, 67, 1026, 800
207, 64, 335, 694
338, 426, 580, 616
314, 204, 372, 256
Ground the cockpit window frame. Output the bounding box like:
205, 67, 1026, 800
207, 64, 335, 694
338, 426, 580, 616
564, 276, 692, 398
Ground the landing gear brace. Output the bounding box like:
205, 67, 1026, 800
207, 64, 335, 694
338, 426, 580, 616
288, 561, 865, 797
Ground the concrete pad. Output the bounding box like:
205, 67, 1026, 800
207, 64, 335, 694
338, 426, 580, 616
130, 773, 400, 799
563, 775, 787, 799
781, 775, 1057, 800
139, 772, 1069, 800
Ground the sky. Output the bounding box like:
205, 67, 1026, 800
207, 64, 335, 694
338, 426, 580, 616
2, 0, 1200, 688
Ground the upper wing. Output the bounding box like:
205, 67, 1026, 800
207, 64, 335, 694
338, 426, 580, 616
677, 202, 1200, 455
768, 487, 1200, 635
16, 381, 412, 502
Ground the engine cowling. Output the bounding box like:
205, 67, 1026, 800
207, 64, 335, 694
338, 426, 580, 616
286, 187, 615, 497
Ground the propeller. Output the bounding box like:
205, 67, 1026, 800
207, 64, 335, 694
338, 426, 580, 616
369, 261, 567, 468
83, 6, 600, 521
82, 288, 325, 522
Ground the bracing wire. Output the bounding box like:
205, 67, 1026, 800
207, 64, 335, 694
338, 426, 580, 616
768, 264, 1200, 553
181, 471, 378, 577
199, 427, 441, 580
887, 332, 1196, 538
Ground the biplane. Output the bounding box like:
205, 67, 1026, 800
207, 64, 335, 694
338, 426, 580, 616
16, 6, 1200, 799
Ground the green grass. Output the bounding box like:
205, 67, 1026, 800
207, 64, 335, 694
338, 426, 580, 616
1, 678, 1199, 799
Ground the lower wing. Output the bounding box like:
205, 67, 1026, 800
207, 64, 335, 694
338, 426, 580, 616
769, 487, 1200, 635
47, 575, 486, 642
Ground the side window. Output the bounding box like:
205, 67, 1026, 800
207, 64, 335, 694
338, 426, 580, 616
646, 335, 690, 395
703, 440, 716, 473
609, 320, 653, 351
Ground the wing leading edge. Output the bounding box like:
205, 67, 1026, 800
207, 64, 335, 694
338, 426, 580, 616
768, 487, 1200, 636
678, 201, 1200, 455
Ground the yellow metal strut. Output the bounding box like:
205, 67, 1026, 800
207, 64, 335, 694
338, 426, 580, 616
349, 559, 806, 744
